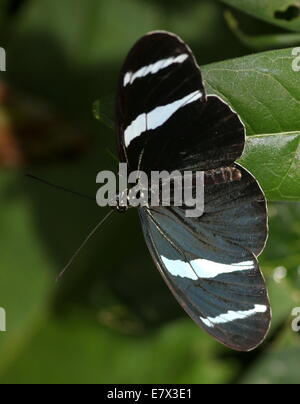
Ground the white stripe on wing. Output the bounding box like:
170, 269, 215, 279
161, 256, 254, 281
123, 54, 189, 87
200, 305, 268, 328
124, 90, 202, 147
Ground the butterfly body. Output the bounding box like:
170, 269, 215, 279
116, 31, 271, 351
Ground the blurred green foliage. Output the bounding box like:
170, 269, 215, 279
0, 0, 299, 384
221, 0, 300, 32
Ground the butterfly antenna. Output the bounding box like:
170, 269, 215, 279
26, 174, 95, 202
56, 209, 115, 282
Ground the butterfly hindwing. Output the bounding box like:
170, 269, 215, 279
139, 164, 270, 351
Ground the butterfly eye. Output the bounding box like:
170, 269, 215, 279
115, 193, 129, 213
116, 205, 128, 214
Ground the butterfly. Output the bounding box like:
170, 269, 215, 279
115, 31, 271, 351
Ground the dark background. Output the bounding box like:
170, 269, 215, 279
0, 0, 299, 384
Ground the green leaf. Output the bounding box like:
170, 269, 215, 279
240, 133, 300, 201
221, 0, 300, 33
203, 48, 300, 201
202, 48, 300, 136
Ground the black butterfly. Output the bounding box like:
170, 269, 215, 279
115, 31, 271, 351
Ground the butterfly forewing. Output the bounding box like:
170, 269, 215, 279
140, 94, 246, 173
117, 31, 206, 170
117, 32, 245, 173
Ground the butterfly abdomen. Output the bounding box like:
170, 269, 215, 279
204, 167, 242, 186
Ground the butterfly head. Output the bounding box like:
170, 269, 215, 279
115, 191, 129, 214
